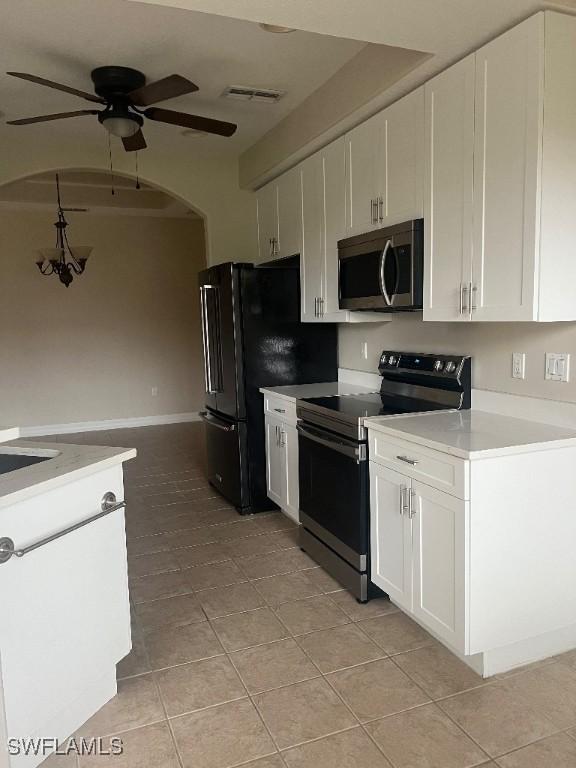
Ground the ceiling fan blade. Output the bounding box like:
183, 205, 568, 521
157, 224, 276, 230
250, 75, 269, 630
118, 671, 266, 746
6, 72, 105, 104
144, 107, 237, 137
122, 129, 147, 152
7, 109, 99, 125
129, 74, 198, 107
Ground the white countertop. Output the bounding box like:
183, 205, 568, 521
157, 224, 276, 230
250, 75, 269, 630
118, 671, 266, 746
0, 427, 20, 444
260, 381, 378, 402
0, 440, 137, 510
366, 409, 576, 459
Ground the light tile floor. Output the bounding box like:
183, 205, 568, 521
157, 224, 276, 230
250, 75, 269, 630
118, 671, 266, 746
41, 423, 576, 768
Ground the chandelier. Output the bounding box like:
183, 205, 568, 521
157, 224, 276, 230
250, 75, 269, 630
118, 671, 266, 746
35, 174, 93, 287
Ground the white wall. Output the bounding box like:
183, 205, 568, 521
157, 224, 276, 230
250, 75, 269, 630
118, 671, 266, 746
0, 210, 207, 428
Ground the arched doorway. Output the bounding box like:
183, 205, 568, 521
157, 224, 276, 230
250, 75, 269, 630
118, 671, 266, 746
0, 168, 208, 433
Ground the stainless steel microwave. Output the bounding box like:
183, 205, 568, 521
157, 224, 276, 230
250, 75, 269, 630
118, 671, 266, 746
338, 219, 423, 311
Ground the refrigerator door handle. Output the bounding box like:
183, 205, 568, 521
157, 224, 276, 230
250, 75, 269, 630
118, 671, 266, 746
199, 286, 212, 394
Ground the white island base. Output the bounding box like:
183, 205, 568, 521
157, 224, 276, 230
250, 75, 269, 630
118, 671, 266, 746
0, 441, 135, 768
367, 410, 576, 679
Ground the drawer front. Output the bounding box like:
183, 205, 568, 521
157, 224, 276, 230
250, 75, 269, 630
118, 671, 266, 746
264, 394, 297, 425
369, 431, 468, 499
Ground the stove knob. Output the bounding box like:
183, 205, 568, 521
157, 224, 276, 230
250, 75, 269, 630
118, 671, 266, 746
445, 361, 457, 374
380, 354, 387, 365
388, 355, 397, 366
433, 360, 444, 372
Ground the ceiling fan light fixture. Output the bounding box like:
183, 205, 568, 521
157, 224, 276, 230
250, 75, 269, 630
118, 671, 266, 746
101, 114, 141, 138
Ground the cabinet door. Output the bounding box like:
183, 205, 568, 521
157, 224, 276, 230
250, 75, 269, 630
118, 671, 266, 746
423, 57, 475, 321
471, 14, 542, 321
277, 166, 303, 259
321, 137, 348, 317
369, 462, 412, 610
411, 480, 467, 652
300, 154, 324, 322
345, 114, 382, 235
381, 88, 424, 226
265, 416, 285, 507
282, 424, 299, 522
256, 182, 278, 263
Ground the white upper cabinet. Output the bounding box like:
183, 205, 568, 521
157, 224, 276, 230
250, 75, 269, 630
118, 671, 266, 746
423, 56, 475, 321
345, 89, 424, 236
256, 167, 302, 263
382, 88, 424, 226
256, 182, 278, 263
277, 166, 303, 260
425, 11, 576, 322
321, 137, 348, 317
471, 14, 542, 321
345, 114, 382, 235
300, 152, 324, 322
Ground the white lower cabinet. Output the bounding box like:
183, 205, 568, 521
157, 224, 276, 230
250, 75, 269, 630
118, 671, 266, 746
370, 461, 466, 651
264, 413, 299, 522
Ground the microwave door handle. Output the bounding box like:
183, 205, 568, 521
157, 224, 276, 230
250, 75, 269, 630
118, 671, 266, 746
379, 240, 393, 307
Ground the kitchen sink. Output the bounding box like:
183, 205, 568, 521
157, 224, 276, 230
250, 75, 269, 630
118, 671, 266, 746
0, 454, 53, 475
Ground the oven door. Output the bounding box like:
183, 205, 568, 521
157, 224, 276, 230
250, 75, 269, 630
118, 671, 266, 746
338, 227, 420, 311
297, 422, 368, 569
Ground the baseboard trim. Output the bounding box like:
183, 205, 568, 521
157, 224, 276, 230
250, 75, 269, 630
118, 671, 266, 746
19, 412, 201, 437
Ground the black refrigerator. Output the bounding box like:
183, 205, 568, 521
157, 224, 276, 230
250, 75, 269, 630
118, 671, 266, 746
198, 262, 337, 515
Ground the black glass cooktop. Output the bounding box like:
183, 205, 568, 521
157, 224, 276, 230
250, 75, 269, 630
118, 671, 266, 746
301, 393, 437, 420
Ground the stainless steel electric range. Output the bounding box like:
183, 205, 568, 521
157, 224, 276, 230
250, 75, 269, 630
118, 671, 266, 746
296, 351, 472, 602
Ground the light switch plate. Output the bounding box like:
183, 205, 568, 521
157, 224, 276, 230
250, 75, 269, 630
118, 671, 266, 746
545, 353, 570, 382
512, 352, 526, 380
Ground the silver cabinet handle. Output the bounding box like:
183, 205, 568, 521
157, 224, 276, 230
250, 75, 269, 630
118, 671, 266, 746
280, 429, 286, 448
462, 283, 469, 315
409, 489, 417, 518
274, 408, 286, 414
0, 492, 126, 565
370, 198, 378, 224
319, 297, 324, 317
378, 195, 384, 223
399, 485, 409, 516
459, 283, 464, 315
314, 297, 318, 317
470, 282, 478, 312
396, 455, 419, 466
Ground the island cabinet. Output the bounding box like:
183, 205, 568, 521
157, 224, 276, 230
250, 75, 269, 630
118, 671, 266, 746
368, 422, 576, 676
424, 11, 576, 322
263, 393, 299, 521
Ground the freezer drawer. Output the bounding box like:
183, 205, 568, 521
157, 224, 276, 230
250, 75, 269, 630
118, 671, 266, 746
201, 410, 250, 511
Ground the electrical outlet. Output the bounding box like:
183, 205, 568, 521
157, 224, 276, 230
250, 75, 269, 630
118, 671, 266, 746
545, 353, 570, 382
361, 342, 368, 360
151, 386, 159, 397
512, 352, 526, 380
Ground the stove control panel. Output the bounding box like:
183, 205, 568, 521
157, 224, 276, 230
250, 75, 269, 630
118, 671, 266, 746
378, 351, 467, 378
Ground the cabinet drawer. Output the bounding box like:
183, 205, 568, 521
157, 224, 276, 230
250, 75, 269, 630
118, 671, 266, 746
264, 395, 297, 425
369, 431, 468, 499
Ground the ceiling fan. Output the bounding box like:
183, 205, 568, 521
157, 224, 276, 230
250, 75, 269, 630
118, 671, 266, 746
5, 66, 237, 151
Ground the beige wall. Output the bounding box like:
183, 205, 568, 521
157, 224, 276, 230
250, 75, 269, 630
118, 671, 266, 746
0, 210, 207, 428
339, 318, 576, 405
0, 137, 257, 267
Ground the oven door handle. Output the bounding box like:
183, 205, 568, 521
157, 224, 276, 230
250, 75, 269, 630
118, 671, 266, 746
378, 240, 394, 307
297, 424, 366, 462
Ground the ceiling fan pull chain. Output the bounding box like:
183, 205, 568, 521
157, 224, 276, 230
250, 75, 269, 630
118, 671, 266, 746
107, 131, 115, 196
135, 151, 140, 190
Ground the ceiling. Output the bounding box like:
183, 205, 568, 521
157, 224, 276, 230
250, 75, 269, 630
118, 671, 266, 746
0, 0, 375, 156
0, 170, 199, 217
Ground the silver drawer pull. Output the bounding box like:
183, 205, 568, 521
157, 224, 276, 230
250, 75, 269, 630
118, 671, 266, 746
396, 455, 419, 466
0, 492, 126, 565
273, 408, 286, 414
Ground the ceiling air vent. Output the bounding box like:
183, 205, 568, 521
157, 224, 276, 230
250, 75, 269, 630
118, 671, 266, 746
221, 85, 285, 103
